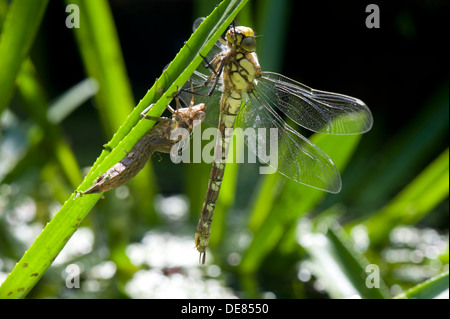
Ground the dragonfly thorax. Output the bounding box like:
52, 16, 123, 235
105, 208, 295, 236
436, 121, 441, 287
222, 51, 261, 93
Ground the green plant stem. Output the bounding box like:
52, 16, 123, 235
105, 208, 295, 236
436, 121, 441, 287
0, 0, 49, 115
66, 0, 135, 137
395, 271, 449, 299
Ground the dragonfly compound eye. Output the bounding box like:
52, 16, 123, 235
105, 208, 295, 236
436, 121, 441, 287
241, 37, 256, 52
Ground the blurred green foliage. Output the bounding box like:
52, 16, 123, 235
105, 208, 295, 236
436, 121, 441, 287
0, 0, 448, 299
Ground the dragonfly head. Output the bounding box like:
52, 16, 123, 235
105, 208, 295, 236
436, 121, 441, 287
226, 26, 256, 53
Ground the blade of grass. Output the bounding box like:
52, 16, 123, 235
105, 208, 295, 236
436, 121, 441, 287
1, 1, 88, 191
395, 271, 449, 299
0, 0, 249, 299
66, 0, 157, 224
1, 0, 82, 203
0, 0, 49, 115
299, 221, 390, 299
46, 78, 99, 124
0, 0, 7, 29
239, 133, 362, 274
353, 148, 449, 245
16, 59, 84, 189
66, 0, 135, 137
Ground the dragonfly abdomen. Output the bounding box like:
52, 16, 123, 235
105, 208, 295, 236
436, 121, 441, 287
195, 162, 223, 252
195, 27, 261, 262
195, 92, 241, 255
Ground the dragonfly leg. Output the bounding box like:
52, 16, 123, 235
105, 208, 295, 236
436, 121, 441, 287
172, 82, 193, 114
140, 103, 172, 122
207, 60, 224, 96
74, 190, 83, 199
181, 57, 225, 101
200, 53, 220, 76
170, 81, 199, 122
199, 252, 206, 265
180, 53, 223, 98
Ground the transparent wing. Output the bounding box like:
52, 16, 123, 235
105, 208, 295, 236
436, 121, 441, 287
235, 92, 342, 193
257, 72, 373, 135
179, 70, 223, 127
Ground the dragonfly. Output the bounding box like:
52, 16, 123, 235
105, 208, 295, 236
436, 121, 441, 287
80, 87, 206, 195
182, 19, 373, 264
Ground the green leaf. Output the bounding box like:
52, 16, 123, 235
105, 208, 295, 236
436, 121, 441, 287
343, 82, 449, 209
15, 60, 85, 189
300, 221, 390, 299
239, 133, 362, 274
395, 271, 449, 299
46, 78, 99, 124
0, 0, 49, 115
66, 0, 135, 137
0, 0, 249, 299
358, 148, 449, 245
